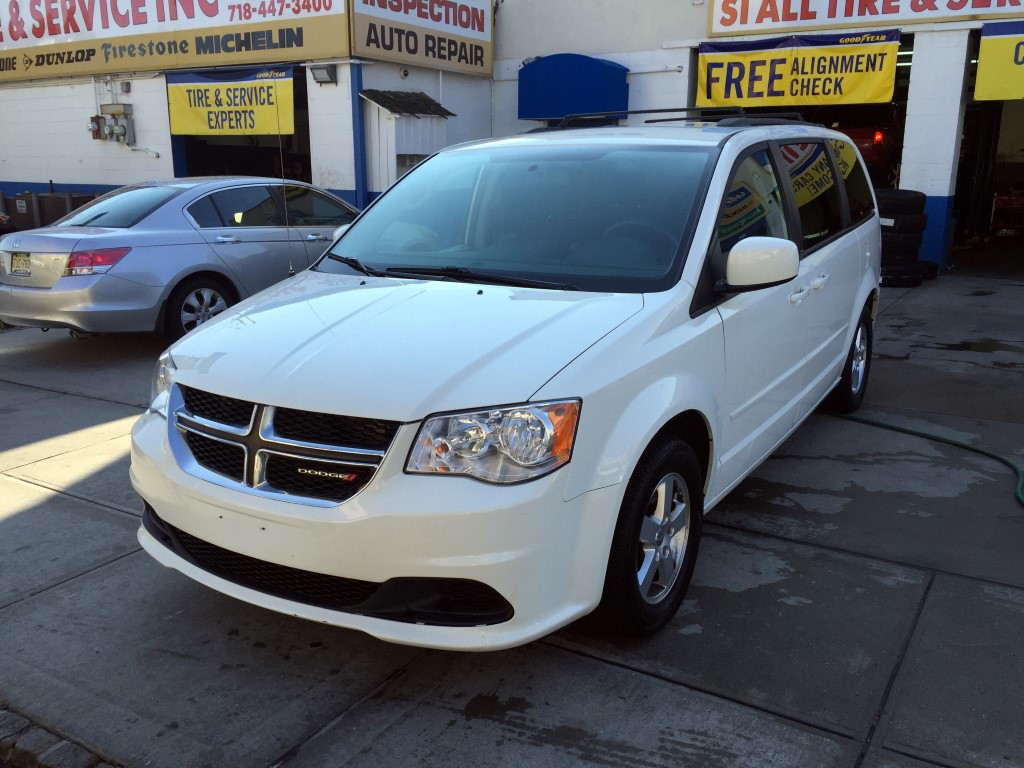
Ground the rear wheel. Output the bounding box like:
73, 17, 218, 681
164, 276, 234, 340
825, 306, 873, 412
595, 437, 703, 635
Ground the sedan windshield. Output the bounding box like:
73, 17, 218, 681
317, 143, 715, 293
57, 185, 185, 228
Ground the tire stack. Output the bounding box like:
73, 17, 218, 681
875, 189, 936, 287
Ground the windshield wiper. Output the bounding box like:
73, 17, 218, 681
385, 265, 577, 291
324, 254, 387, 277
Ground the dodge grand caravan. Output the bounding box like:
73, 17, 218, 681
131, 115, 881, 650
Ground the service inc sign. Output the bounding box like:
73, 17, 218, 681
711, 0, 1023, 35
351, 0, 493, 77
0, 0, 348, 82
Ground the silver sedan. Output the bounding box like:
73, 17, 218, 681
0, 177, 357, 339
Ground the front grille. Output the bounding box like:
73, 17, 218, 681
264, 454, 375, 503
273, 408, 400, 451
172, 385, 399, 504
180, 385, 255, 428
184, 432, 245, 482
143, 506, 514, 626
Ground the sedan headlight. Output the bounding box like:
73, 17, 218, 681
406, 400, 581, 484
149, 351, 177, 418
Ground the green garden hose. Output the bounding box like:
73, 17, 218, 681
836, 413, 1024, 509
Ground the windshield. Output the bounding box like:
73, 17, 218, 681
316, 143, 715, 292
57, 185, 184, 228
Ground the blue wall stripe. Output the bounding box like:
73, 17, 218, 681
919, 195, 954, 266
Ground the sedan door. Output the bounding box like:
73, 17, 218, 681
188, 184, 306, 296
277, 184, 358, 262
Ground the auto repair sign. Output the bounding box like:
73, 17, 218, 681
697, 30, 899, 107
351, 0, 492, 77
0, 0, 348, 82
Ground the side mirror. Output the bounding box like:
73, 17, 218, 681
332, 223, 350, 241
719, 236, 799, 293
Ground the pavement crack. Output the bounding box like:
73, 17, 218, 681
542, 638, 858, 744
853, 573, 935, 767
0, 548, 142, 613
266, 651, 429, 768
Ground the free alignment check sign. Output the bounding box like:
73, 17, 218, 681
697, 30, 899, 107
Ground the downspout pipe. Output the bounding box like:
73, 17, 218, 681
350, 61, 369, 209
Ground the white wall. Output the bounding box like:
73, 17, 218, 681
362, 61, 492, 147
307, 66, 357, 194
492, 48, 693, 138
490, 0, 703, 136
493, 0, 706, 61
901, 30, 971, 198
0, 76, 173, 189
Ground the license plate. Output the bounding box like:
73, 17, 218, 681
10, 252, 30, 276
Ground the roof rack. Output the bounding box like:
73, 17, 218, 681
554, 107, 810, 129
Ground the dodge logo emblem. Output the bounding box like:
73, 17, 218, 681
297, 467, 357, 481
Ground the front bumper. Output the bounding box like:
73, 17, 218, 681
130, 410, 622, 651
0, 274, 163, 332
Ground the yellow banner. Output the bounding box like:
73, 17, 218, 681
976, 22, 1024, 101
168, 68, 294, 135
0, 9, 348, 84
697, 31, 899, 107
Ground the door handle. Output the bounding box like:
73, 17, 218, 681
304, 234, 330, 242
811, 274, 830, 290
789, 286, 810, 304
215, 236, 241, 244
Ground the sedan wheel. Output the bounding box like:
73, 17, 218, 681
165, 278, 234, 340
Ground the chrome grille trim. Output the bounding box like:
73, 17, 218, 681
169, 384, 396, 506
258, 407, 387, 460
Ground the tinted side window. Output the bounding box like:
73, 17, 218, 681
281, 185, 355, 226
186, 195, 223, 228
717, 149, 789, 252
779, 142, 844, 250
207, 186, 280, 227
830, 139, 875, 224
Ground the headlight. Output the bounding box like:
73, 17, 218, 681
149, 351, 177, 419
406, 400, 581, 484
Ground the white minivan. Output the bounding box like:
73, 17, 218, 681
131, 116, 881, 650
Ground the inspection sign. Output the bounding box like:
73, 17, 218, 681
697, 29, 899, 107
975, 21, 1024, 101
167, 68, 294, 135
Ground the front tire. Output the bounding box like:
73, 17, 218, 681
825, 307, 872, 412
164, 277, 234, 340
595, 437, 703, 635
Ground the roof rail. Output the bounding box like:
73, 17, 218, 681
554, 107, 811, 129
554, 107, 744, 129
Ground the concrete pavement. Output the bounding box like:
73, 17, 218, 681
1, 272, 1022, 768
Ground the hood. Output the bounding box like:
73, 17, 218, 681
169, 270, 643, 422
